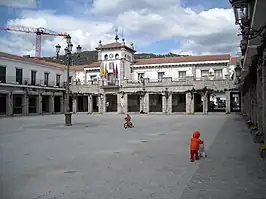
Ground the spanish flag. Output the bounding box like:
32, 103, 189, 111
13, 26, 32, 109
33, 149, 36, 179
104, 63, 108, 78
100, 62, 104, 77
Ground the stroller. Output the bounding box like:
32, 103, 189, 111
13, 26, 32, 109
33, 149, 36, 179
199, 143, 207, 158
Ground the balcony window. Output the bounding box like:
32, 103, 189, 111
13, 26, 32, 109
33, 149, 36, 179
201, 70, 209, 77
179, 71, 186, 79
138, 73, 144, 80
0, 66, 6, 83
158, 72, 165, 81
31, 70, 36, 85
44, 72, 49, 86
214, 69, 223, 79
90, 75, 97, 80
56, 74, 61, 86
16, 68, 23, 84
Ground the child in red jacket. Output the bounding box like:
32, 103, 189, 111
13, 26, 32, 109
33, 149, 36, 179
190, 130, 204, 162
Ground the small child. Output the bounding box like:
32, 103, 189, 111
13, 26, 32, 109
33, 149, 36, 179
124, 113, 131, 126
190, 130, 204, 162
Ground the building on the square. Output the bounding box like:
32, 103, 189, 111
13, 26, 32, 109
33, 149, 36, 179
0, 52, 82, 116
70, 38, 239, 114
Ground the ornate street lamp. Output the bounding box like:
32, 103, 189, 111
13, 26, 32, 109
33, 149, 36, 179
55, 35, 82, 126
235, 63, 242, 79
230, 0, 266, 40
229, 0, 251, 26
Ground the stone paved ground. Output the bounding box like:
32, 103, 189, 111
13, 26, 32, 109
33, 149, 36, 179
0, 114, 265, 199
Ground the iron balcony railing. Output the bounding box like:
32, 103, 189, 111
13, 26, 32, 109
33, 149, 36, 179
0, 76, 66, 88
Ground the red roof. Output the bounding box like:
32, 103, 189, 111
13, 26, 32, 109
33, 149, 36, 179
0, 52, 85, 71
96, 42, 136, 52
134, 54, 231, 65
230, 56, 238, 64
85, 54, 231, 68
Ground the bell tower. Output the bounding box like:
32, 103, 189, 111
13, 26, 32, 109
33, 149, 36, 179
95, 29, 136, 84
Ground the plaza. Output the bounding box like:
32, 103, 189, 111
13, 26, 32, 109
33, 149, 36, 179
1, 113, 266, 199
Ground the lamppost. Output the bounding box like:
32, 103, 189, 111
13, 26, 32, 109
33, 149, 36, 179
139, 75, 145, 113
55, 35, 82, 126
235, 63, 242, 82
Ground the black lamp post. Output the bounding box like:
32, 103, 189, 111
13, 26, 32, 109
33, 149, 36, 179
55, 35, 82, 126
235, 63, 242, 80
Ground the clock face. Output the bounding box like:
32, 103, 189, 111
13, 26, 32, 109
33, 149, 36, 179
109, 53, 114, 58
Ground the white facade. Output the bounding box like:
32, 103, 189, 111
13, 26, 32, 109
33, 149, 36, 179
74, 57, 234, 84
0, 56, 75, 86
132, 61, 230, 81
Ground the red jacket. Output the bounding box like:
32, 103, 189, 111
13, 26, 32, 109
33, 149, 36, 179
190, 131, 203, 151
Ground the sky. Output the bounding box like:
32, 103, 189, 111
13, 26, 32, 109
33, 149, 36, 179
0, 0, 240, 57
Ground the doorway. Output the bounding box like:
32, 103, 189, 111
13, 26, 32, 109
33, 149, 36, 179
172, 93, 186, 112
54, 96, 61, 113
42, 95, 50, 113
230, 92, 241, 112
92, 95, 99, 112
13, 94, 23, 114
128, 94, 140, 112
28, 95, 37, 113
0, 94, 7, 115
106, 94, 117, 112
149, 94, 162, 112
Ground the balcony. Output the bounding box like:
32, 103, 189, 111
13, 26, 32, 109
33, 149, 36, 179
0, 76, 65, 88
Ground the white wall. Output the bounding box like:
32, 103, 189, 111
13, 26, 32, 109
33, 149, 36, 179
97, 48, 134, 82
132, 67, 190, 81
0, 57, 74, 86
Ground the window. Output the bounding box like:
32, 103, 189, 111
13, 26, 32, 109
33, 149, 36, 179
31, 71, 36, 85
68, 76, 72, 83
90, 75, 97, 80
115, 53, 119, 59
138, 73, 144, 80
109, 62, 114, 70
56, 74, 61, 86
214, 69, 223, 79
104, 54, 108, 60
0, 66, 6, 83
44, 72, 49, 86
16, 68, 23, 84
158, 72, 165, 81
201, 70, 209, 77
179, 71, 186, 79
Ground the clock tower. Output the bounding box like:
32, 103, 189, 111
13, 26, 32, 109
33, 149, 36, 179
95, 32, 136, 85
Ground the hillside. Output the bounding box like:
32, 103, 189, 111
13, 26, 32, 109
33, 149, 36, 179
42, 51, 189, 65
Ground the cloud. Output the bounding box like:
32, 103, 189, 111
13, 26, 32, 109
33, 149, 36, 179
0, 0, 240, 58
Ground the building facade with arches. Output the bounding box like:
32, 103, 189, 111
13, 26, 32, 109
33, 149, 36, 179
70, 38, 239, 115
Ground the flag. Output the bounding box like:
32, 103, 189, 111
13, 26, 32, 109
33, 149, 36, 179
115, 64, 118, 79
100, 62, 104, 77
104, 63, 108, 78
112, 63, 116, 77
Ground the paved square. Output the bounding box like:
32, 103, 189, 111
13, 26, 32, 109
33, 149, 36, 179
0, 114, 262, 199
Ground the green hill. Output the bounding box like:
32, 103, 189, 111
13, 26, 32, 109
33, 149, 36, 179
41, 51, 190, 65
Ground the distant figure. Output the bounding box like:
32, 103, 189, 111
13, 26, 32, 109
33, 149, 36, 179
124, 114, 134, 128
190, 130, 204, 162
124, 113, 131, 125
